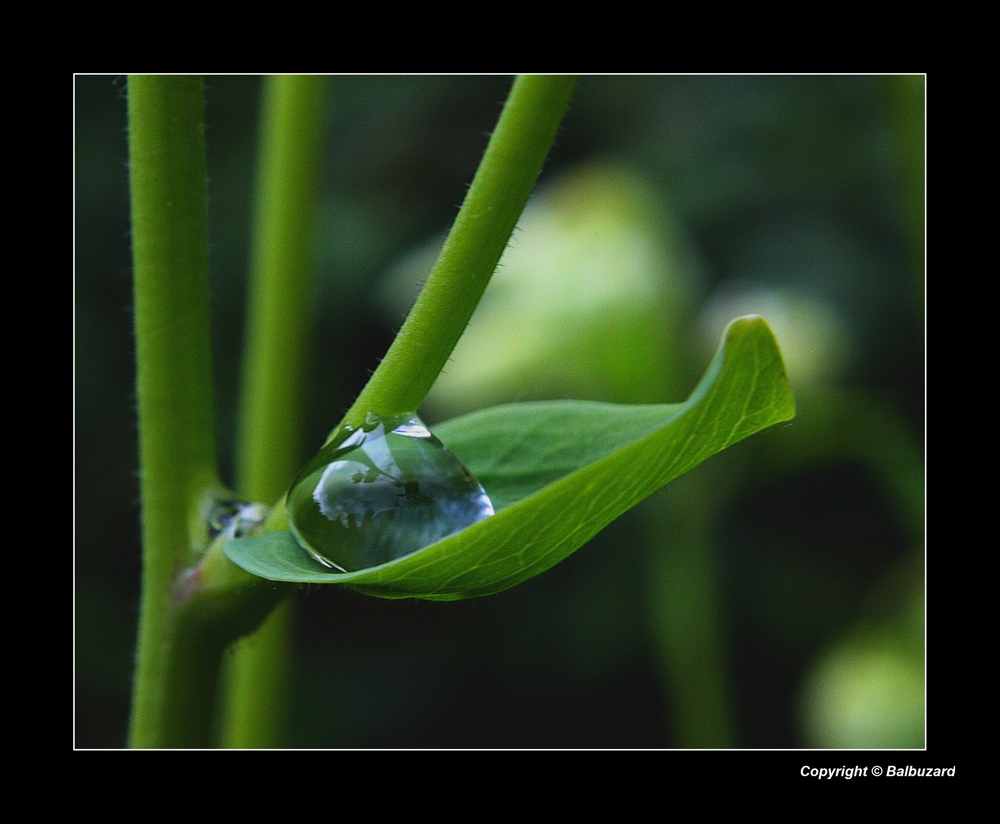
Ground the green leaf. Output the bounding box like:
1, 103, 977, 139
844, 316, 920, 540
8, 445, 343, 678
225, 315, 794, 600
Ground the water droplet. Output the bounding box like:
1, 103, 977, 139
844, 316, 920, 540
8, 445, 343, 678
286, 412, 495, 572
209, 499, 270, 540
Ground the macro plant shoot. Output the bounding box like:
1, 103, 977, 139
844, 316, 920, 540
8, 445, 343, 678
74, 73, 922, 750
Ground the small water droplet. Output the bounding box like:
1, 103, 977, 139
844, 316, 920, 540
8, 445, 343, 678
208, 500, 270, 540
286, 412, 495, 572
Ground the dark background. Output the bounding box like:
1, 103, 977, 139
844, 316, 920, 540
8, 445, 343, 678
75, 74, 924, 749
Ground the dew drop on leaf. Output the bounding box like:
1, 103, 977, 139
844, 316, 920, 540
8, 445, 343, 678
286, 412, 495, 572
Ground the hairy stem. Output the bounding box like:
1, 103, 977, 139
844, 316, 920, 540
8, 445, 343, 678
341, 74, 577, 434
127, 75, 222, 748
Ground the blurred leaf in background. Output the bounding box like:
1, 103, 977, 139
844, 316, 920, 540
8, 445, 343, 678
380, 160, 700, 413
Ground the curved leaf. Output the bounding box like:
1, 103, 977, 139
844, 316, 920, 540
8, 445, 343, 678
225, 315, 794, 600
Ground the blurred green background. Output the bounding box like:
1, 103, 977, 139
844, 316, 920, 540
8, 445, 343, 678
75, 74, 924, 749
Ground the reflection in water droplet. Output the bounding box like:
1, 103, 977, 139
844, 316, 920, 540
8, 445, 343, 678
286, 412, 495, 572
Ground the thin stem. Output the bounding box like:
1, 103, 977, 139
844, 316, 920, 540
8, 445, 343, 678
342, 74, 577, 434
216, 604, 294, 748
127, 75, 222, 748
646, 465, 738, 748
235, 75, 327, 500
218, 75, 328, 748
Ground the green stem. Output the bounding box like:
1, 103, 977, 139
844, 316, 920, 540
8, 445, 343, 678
218, 75, 328, 748
646, 465, 738, 748
127, 75, 223, 748
341, 74, 577, 433
235, 75, 327, 500
217, 603, 294, 748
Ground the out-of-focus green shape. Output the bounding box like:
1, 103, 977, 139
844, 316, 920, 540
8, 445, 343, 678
800, 638, 923, 749
886, 74, 924, 309
225, 316, 793, 599
798, 556, 924, 748
383, 161, 698, 411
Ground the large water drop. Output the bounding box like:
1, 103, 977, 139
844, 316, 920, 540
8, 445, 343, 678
286, 412, 495, 572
